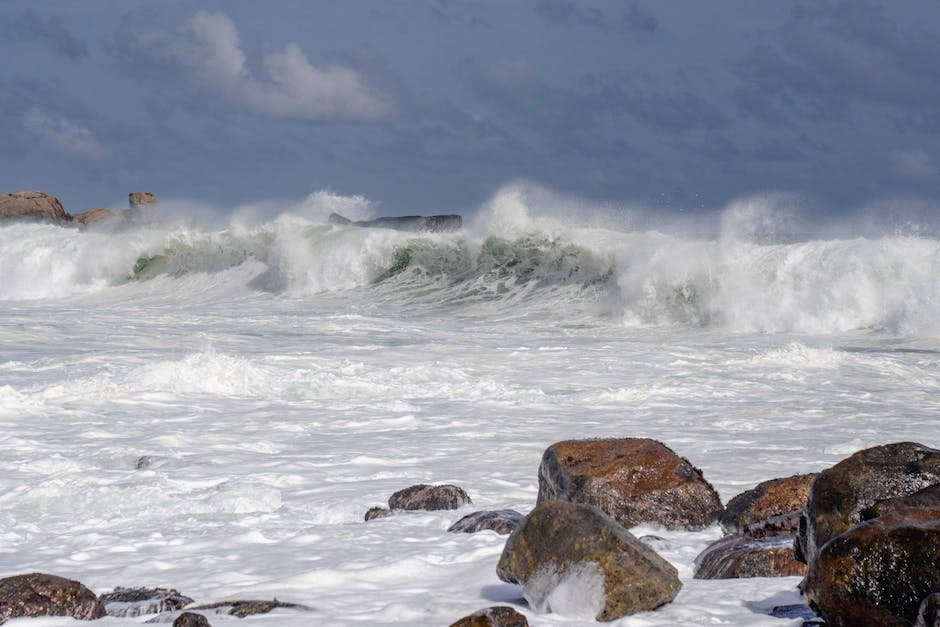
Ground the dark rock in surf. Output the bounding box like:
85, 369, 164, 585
0, 190, 71, 225
497, 500, 681, 621
190, 599, 310, 617
364, 506, 393, 521
537, 438, 723, 530
0, 572, 105, 622
388, 484, 471, 511
801, 503, 940, 627
915, 593, 940, 627
860, 482, 940, 521
173, 612, 212, 627
448, 510, 524, 535
794, 441, 940, 566
100, 586, 193, 617
449, 605, 529, 627
694, 511, 807, 579
770, 604, 818, 620
328, 211, 462, 233
720, 473, 817, 534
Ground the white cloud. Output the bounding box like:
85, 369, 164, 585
892, 149, 933, 179
23, 108, 103, 156
173, 11, 390, 121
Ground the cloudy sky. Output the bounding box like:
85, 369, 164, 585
2, 1, 940, 217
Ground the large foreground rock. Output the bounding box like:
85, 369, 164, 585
720, 473, 817, 533
794, 441, 940, 566
537, 438, 722, 530
0, 572, 105, 622
802, 504, 940, 627
0, 191, 71, 225
497, 500, 681, 621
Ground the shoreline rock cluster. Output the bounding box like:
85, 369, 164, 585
4, 438, 938, 626
0, 190, 157, 229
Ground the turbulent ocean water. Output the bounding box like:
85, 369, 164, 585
2, 186, 939, 625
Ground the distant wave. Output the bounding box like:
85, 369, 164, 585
2, 186, 939, 335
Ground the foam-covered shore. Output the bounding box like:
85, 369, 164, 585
1, 187, 939, 625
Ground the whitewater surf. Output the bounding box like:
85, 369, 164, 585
1, 186, 938, 625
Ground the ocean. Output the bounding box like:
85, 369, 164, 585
2, 186, 939, 626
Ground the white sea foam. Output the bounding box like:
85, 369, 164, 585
0, 189, 938, 625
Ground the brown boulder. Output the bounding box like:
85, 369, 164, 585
694, 512, 807, 579
795, 441, 940, 566
497, 500, 681, 621
129, 192, 157, 209
720, 473, 817, 534
72, 207, 118, 228
173, 612, 212, 627
448, 510, 524, 535
449, 606, 529, 627
388, 484, 471, 511
537, 438, 722, 530
802, 505, 940, 627
0, 190, 71, 225
364, 506, 393, 521
0, 572, 105, 622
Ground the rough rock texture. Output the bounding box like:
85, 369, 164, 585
450, 606, 529, 627
537, 438, 723, 530
0, 572, 105, 622
0, 191, 71, 224
100, 586, 193, 617
129, 192, 158, 208
190, 599, 309, 617
448, 510, 524, 535
388, 484, 471, 511
794, 441, 940, 566
173, 612, 211, 627
861, 483, 940, 521
497, 500, 681, 621
915, 593, 940, 627
720, 473, 817, 533
364, 506, 393, 521
72, 208, 117, 228
694, 529, 806, 579
802, 504, 940, 627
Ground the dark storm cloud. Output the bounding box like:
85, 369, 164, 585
735, 1, 940, 127
15, 10, 87, 60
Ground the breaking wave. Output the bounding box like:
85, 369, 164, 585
1, 186, 939, 335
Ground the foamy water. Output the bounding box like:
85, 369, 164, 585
1, 188, 939, 625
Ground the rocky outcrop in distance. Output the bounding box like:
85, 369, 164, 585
0, 190, 157, 229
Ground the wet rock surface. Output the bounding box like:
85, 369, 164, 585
364, 506, 393, 521
497, 500, 681, 621
448, 510, 524, 535
387, 484, 471, 511
794, 441, 940, 566
696, 510, 806, 578
0, 572, 105, 623
173, 612, 211, 627
449, 605, 529, 626
100, 586, 193, 617
537, 438, 723, 530
720, 473, 817, 533
802, 504, 940, 627
190, 599, 310, 617
915, 593, 940, 627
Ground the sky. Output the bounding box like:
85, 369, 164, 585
2, 0, 940, 218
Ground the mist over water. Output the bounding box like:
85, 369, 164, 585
1, 184, 939, 625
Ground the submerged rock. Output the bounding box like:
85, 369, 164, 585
448, 510, 524, 535
100, 586, 193, 617
802, 504, 940, 627
537, 438, 722, 530
694, 521, 806, 579
190, 599, 310, 617
497, 500, 681, 621
794, 441, 940, 566
0, 190, 71, 225
388, 484, 471, 511
364, 506, 393, 521
0, 572, 105, 622
720, 473, 817, 534
450, 606, 529, 626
